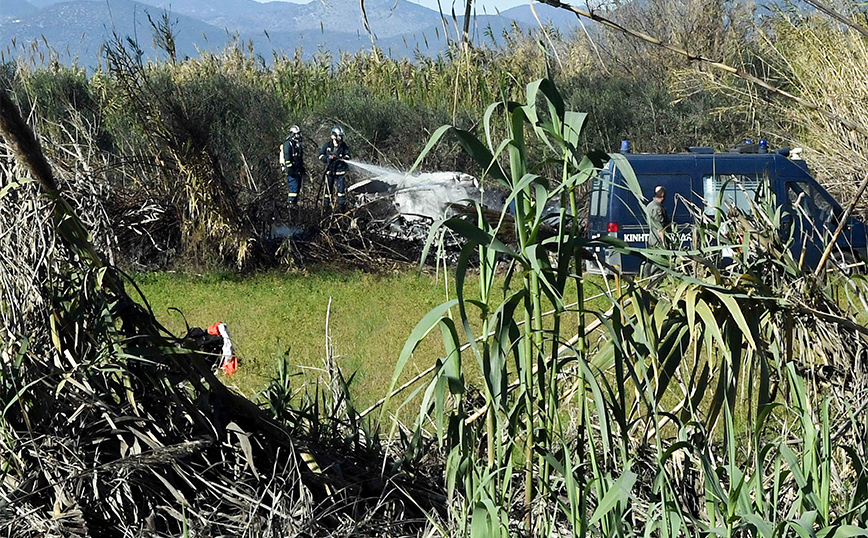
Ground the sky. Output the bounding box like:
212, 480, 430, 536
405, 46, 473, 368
252, 0, 533, 15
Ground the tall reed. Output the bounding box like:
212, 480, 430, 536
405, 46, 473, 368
390, 75, 868, 537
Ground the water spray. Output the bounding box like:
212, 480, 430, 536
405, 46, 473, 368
345, 160, 406, 183
346, 159, 494, 220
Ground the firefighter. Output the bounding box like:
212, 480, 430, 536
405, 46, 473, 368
318, 125, 351, 210
280, 125, 305, 207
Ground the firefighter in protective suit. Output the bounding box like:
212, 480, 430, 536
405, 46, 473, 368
280, 125, 305, 206
318, 125, 351, 210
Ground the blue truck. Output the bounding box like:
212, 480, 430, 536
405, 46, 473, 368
585, 144, 867, 274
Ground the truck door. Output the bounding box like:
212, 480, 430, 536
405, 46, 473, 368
783, 180, 836, 269
585, 168, 694, 274
637, 174, 695, 245
616, 173, 693, 273
587, 169, 611, 240
782, 180, 867, 271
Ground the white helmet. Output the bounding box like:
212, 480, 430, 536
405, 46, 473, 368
289, 125, 301, 139
331, 125, 344, 140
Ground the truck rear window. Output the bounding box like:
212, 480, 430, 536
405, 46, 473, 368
703, 174, 760, 216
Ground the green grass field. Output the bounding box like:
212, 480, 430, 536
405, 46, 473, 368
133, 267, 617, 412
133, 268, 455, 409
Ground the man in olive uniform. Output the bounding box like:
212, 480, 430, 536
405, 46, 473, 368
280, 125, 305, 208
641, 185, 671, 281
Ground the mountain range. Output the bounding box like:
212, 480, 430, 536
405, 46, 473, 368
0, 0, 584, 68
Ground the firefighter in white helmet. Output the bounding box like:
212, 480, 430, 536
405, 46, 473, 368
280, 125, 305, 207
318, 125, 351, 210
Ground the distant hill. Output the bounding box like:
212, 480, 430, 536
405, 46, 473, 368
1, 0, 38, 20
174, 0, 441, 40
20, 0, 61, 8
135, 0, 267, 18
0, 0, 585, 68
1, 0, 227, 66
499, 2, 586, 34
